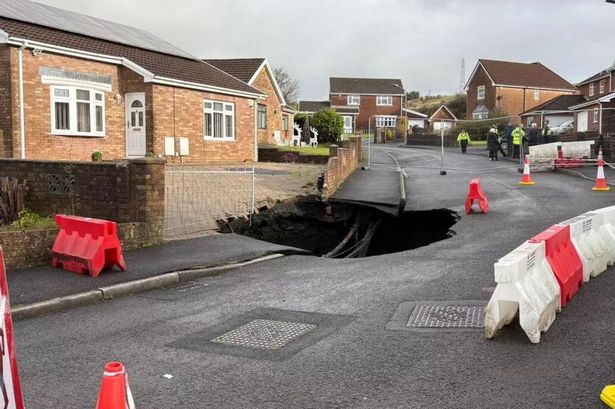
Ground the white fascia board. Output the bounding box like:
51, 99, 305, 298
7, 37, 122, 65
403, 108, 428, 117
151, 76, 264, 99
0, 29, 9, 43
254, 60, 287, 106
494, 84, 577, 93
464, 61, 495, 91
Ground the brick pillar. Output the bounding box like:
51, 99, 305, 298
329, 144, 339, 158
126, 158, 165, 224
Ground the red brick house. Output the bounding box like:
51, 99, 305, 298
329, 77, 405, 132
0, 0, 265, 163
429, 105, 457, 132
204, 58, 295, 145
519, 94, 585, 128
569, 65, 615, 134
465, 59, 577, 120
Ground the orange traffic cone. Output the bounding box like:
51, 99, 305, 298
519, 155, 535, 185
95, 362, 135, 409
593, 147, 610, 191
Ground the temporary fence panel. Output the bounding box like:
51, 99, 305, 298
528, 142, 561, 160
164, 164, 255, 239
484, 241, 560, 344
594, 205, 615, 252
561, 140, 594, 158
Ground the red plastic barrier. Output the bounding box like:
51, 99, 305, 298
464, 178, 489, 214
554, 145, 583, 169
52, 215, 126, 277
529, 224, 583, 307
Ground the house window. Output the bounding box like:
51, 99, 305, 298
375, 116, 396, 127
204, 100, 235, 140
600, 79, 606, 94
594, 108, 599, 123
257, 104, 267, 129
533, 89, 540, 101
347, 95, 360, 105
589, 83, 595, 97
50, 86, 105, 136
472, 112, 488, 120
477, 85, 485, 100
343, 116, 353, 132
376, 96, 392, 106
282, 115, 289, 131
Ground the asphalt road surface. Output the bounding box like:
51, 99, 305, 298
15, 145, 615, 408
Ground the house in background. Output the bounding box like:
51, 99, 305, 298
0, 0, 265, 163
404, 108, 428, 130
297, 101, 360, 134
204, 58, 295, 145
520, 94, 586, 128
329, 77, 405, 132
465, 59, 577, 120
569, 64, 615, 133
429, 105, 457, 132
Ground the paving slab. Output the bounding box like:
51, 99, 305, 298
7, 233, 306, 306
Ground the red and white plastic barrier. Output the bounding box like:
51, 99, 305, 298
485, 205, 615, 343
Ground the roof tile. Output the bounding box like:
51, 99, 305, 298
479, 59, 576, 91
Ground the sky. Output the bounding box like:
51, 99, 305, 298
35, 0, 615, 101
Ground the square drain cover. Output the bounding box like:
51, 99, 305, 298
168, 308, 353, 361
211, 319, 317, 350
387, 301, 485, 333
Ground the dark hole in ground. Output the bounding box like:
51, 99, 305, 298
219, 196, 459, 258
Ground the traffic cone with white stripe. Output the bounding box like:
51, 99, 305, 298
519, 155, 535, 185
95, 362, 136, 409
593, 147, 610, 191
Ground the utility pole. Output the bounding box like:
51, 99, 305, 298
459, 58, 466, 94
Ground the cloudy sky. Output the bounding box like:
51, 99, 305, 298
36, 0, 615, 100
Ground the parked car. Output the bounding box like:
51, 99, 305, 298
552, 120, 574, 135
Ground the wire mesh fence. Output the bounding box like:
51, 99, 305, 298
164, 163, 255, 239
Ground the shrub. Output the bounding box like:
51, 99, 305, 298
91, 150, 103, 162
10, 210, 55, 230
311, 108, 344, 144
0, 177, 27, 225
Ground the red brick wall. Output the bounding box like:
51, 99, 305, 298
251, 67, 289, 144
0, 45, 13, 158
496, 87, 573, 117
324, 136, 362, 198
150, 84, 255, 163
579, 77, 612, 99
7, 46, 128, 161
466, 66, 496, 118
330, 94, 401, 131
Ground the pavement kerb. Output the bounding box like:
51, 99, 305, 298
381, 149, 407, 214
12, 253, 287, 321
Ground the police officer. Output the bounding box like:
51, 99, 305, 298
512, 123, 525, 159
457, 129, 470, 154
542, 120, 554, 144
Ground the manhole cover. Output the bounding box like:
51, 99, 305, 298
407, 304, 484, 328
211, 319, 317, 350
387, 301, 485, 333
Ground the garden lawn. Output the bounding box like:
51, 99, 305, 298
274, 144, 330, 156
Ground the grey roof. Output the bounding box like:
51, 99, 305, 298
203, 58, 265, 83
0, 0, 194, 58
472, 105, 489, 114
298, 100, 330, 113
577, 68, 612, 86
521, 95, 587, 115
330, 77, 404, 95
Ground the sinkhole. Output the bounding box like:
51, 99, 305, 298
219, 196, 460, 258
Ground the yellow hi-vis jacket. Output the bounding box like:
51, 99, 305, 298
457, 131, 470, 142
512, 127, 525, 146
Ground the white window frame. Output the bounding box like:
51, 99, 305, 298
343, 116, 353, 131
50, 85, 105, 137
472, 112, 488, 120
204, 99, 235, 141
589, 83, 595, 97
257, 103, 267, 129
533, 89, 540, 101
594, 108, 599, 123
347, 95, 360, 105
477, 85, 485, 100
600, 79, 606, 94
282, 115, 289, 131
375, 116, 396, 128
376, 95, 393, 106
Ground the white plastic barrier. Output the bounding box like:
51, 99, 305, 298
561, 140, 594, 159
594, 205, 615, 251
557, 211, 615, 281
484, 241, 561, 344
529, 142, 561, 160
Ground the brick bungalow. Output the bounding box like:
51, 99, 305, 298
465, 59, 577, 120
569, 65, 615, 134
429, 105, 457, 132
0, 0, 265, 163
204, 58, 295, 145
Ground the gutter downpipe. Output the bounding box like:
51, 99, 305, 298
18, 41, 27, 159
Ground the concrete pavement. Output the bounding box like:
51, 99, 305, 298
14, 145, 615, 408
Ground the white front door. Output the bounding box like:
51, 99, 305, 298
343, 116, 353, 133
125, 92, 146, 157
577, 111, 588, 132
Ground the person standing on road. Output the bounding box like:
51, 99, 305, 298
457, 129, 470, 154
528, 123, 539, 146
504, 121, 514, 156
512, 123, 525, 159
487, 125, 500, 160
542, 120, 553, 144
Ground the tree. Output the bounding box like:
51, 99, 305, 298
311, 108, 344, 144
272, 67, 300, 105
406, 90, 420, 100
